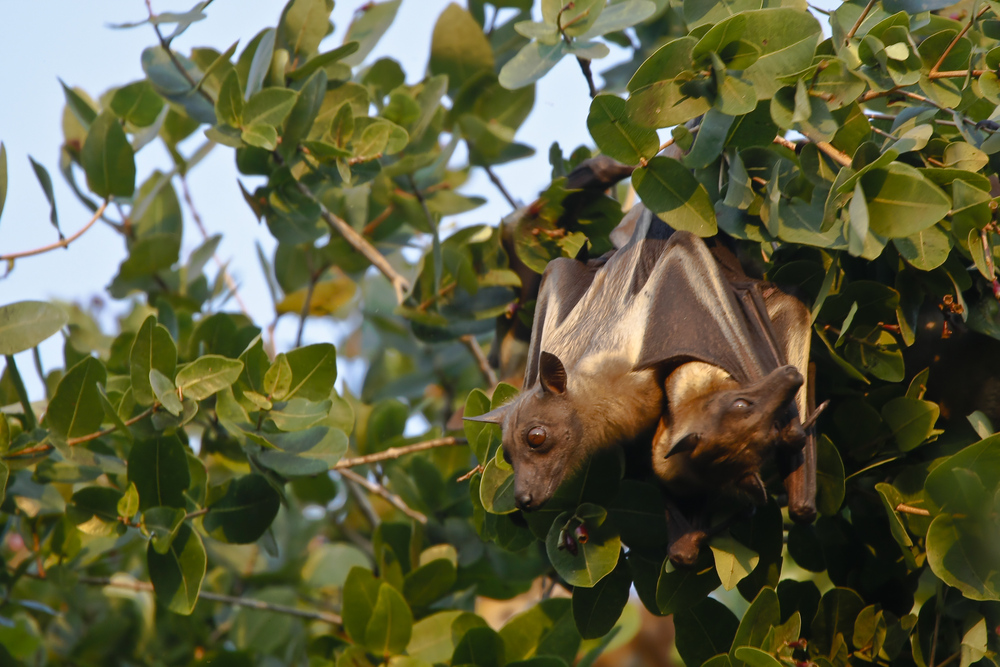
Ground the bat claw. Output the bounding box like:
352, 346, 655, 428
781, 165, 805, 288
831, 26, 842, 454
802, 400, 830, 430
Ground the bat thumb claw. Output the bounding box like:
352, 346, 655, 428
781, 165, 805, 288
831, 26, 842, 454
802, 400, 830, 430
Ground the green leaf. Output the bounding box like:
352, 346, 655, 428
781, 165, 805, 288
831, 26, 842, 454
150, 368, 182, 416
480, 453, 517, 514
0, 301, 68, 355
241, 123, 278, 150
403, 558, 458, 608
927, 513, 1000, 601
127, 434, 191, 511
278, 0, 333, 61
130, 316, 178, 407
343, 566, 382, 644
586, 94, 659, 165
741, 9, 822, 100
81, 111, 136, 198
408, 611, 489, 664
431, 4, 494, 94
710, 535, 760, 591
254, 426, 349, 475
342, 0, 402, 67
816, 435, 846, 516
674, 597, 739, 667
46, 357, 107, 438
203, 474, 280, 544
454, 626, 506, 667
118, 482, 139, 519
365, 582, 414, 656
578, 0, 657, 40
215, 68, 244, 127
175, 355, 244, 401
243, 88, 298, 127
730, 587, 779, 665
499, 598, 580, 664
656, 550, 721, 615
28, 156, 59, 234
110, 80, 165, 127
285, 343, 337, 401
144, 506, 185, 554
893, 225, 951, 271
60, 80, 98, 127
67, 486, 124, 536
862, 163, 951, 238
245, 28, 276, 100
811, 588, 865, 657
572, 551, 631, 639
632, 157, 717, 236
545, 510, 622, 587
147, 522, 207, 615
499, 40, 566, 90
263, 353, 292, 400
881, 396, 940, 452
734, 647, 784, 667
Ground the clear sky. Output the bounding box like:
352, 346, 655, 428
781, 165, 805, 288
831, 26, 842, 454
0, 1, 604, 401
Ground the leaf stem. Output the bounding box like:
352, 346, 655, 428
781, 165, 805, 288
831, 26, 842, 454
0, 200, 109, 261
3, 355, 36, 431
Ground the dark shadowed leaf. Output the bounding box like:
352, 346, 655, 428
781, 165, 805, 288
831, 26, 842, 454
147, 522, 206, 615
674, 597, 739, 667
587, 95, 659, 165
82, 111, 136, 198
632, 157, 717, 235
46, 357, 107, 438
127, 434, 190, 511
203, 474, 280, 544
572, 551, 631, 639
130, 316, 178, 406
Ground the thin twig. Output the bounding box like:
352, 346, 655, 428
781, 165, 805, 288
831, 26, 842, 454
277, 155, 410, 303
338, 468, 428, 524
929, 69, 987, 79
460, 335, 498, 387
79, 576, 343, 625
361, 204, 395, 236
3, 406, 156, 459
484, 166, 518, 210
456, 465, 483, 482
846, 0, 878, 41
0, 200, 109, 261
295, 274, 317, 348
773, 136, 797, 152
576, 57, 598, 98
929, 6, 990, 75
895, 503, 931, 517
658, 124, 700, 155
3, 356, 36, 431
332, 437, 465, 470
179, 176, 251, 319
929, 586, 945, 667
145, 0, 215, 107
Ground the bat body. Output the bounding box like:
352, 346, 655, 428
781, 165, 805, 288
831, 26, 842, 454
469, 206, 816, 555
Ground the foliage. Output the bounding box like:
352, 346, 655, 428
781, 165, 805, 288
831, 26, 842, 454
3, 0, 1000, 665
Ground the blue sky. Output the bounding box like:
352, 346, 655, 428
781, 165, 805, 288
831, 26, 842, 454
0, 1, 603, 400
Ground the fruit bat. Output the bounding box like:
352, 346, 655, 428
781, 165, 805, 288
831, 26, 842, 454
468, 206, 817, 562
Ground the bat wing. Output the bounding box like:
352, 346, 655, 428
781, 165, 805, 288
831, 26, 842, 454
629, 212, 782, 384
522, 254, 602, 390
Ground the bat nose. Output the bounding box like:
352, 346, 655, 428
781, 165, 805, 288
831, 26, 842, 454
515, 492, 534, 511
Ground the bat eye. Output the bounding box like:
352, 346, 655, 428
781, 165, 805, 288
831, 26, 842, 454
733, 399, 750, 410
527, 427, 547, 448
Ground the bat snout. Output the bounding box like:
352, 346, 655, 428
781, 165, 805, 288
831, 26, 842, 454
515, 492, 535, 511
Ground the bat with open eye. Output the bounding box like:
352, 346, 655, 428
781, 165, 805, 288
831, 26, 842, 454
467, 205, 819, 565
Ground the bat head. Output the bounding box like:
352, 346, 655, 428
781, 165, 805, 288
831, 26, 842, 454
465, 352, 584, 512
660, 365, 804, 502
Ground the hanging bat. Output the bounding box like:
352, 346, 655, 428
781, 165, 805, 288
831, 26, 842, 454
468, 206, 817, 561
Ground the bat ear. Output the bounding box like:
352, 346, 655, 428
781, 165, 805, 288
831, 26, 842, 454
666, 433, 699, 458
463, 404, 510, 425
539, 351, 567, 394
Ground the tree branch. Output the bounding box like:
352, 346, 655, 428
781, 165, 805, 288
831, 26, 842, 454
895, 503, 931, 517
0, 200, 109, 261
338, 468, 428, 524
332, 436, 466, 470
145, 0, 215, 107
575, 57, 598, 98
460, 335, 498, 387
277, 155, 411, 304
78, 575, 343, 625
179, 175, 252, 319
929, 6, 990, 76
773, 135, 852, 168
484, 166, 518, 210
846, 0, 878, 41
3, 406, 156, 459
